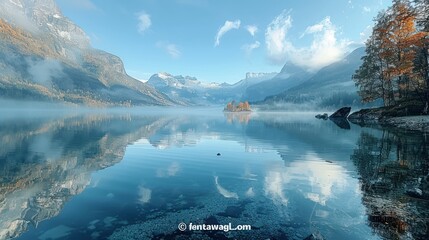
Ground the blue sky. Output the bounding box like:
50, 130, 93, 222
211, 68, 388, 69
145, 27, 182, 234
56, 0, 391, 83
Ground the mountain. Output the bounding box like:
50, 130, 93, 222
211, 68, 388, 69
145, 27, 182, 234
147, 72, 221, 104
147, 72, 277, 104
228, 72, 278, 92
0, 0, 174, 106
242, 63, 311, 102
208, 72, 277, 102
260, 47, 370, 108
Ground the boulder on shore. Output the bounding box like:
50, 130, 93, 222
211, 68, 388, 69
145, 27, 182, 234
348, 99, 425, 123
348, 108, 382, 122
329, 107, 351, 118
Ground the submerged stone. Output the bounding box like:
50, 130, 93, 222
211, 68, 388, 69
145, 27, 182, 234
217, 206, 244, 218
304, 232, 325, 240
406, 188, 423, 198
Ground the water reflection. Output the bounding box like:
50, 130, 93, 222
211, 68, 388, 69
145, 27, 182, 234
330, 117, 351, 130
0, 111, 427, 239
224, 112, 252, 124
0, 114, 160, 239
351, 128, 429, 239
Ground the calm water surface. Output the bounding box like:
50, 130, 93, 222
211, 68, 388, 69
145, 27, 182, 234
0, 109, 428, 240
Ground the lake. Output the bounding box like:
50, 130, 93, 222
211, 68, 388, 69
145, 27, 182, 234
1, 108, 428, 240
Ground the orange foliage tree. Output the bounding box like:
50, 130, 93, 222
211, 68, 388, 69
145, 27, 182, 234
224, 101, 251, 112
353, 0, 429, 110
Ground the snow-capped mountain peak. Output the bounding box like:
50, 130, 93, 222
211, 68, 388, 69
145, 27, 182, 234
148, 73, 221, 90
0, 0, 90, 49
245, 72, 277, 79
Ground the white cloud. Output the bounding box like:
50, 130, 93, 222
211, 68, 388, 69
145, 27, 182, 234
137, 12, 151, 34
214, 20, 241, 47
265, 11, 350, 71
156, 41, 181, 58
299, 18, 327, 38
242, 41, 260, 55
265, 10, 293, 64
0, 1, 40, 33
166, 44, 181, 58
303, 19, 327, 35
348, 0, 355, 9
363, 6, 371, 12
245, 25, 258, 37
26, 58, 64, 87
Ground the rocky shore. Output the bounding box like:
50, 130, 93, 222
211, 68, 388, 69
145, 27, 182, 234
348, 104, 429, 132
350, 114, 429, 132
382, 116, 429, 132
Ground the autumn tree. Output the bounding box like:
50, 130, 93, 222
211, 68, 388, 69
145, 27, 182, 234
354, 0, 428, 110
354, 11, 395, 106
243, 101, 250, 111
226, 102, 233, 111
414, 0, 429, 31
413, 0, 429, 112
224, 101, 251, 112
354, 22, 388, 105
386, 0, 421, 99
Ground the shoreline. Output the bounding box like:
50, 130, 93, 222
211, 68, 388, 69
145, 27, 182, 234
381, 116, 429, 132
348, 106, 429, 132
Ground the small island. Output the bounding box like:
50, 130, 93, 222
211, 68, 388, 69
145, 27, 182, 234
224, 101, 251, 112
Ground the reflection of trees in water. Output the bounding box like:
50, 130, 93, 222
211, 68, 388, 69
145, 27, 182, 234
224, 112, 251, 124
351, 129, 429, 239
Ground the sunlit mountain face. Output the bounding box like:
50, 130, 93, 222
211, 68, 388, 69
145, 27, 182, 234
0, 0, 174, 106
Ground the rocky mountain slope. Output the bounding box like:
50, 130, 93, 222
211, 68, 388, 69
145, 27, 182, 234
0, 0, 174, 106
147, 73, 220, 104
242, 63, 311, 102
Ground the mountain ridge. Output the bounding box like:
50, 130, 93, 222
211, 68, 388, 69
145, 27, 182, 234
147, 72, 277, 105
0, 0, 175, 106
260, 47, 371, 108
242, 63, 312, 102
